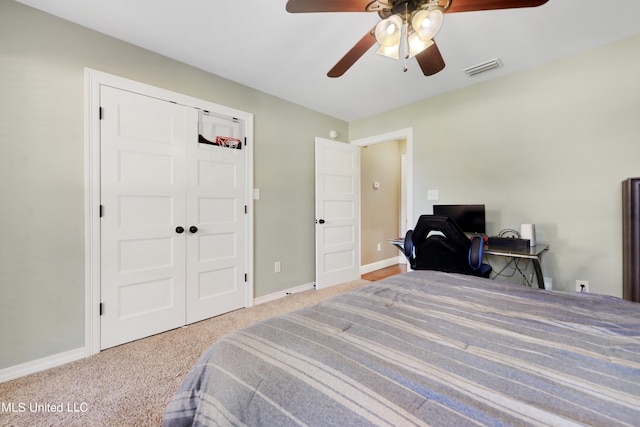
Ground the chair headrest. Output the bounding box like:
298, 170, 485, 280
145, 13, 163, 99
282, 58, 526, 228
412, 215, 471, 250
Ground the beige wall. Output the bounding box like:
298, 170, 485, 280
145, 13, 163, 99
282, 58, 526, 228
360, 140, 405, 266
0, 1, 347, 369
350, 34, 640, 296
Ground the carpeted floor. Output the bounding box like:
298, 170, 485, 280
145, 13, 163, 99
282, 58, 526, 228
0, 279, 370, 427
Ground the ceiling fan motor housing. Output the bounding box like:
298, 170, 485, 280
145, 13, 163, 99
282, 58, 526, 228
377, 0, 447, 19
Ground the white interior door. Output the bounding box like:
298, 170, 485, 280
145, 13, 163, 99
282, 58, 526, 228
315, 138, 360, 289
100, 86, 188, 349
186, 112, 246, 324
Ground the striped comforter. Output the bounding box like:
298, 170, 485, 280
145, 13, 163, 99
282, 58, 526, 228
163, 271, 640, 426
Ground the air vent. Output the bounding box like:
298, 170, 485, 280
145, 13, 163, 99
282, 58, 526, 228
464, 58, 502, 77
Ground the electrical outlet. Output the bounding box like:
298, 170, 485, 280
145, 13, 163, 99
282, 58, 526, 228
377, 243, 381, 251
576, 280, 589, 293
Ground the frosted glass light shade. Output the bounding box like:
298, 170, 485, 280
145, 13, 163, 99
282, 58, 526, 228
376, 43, 400, 59
411, 9, 443, 42
407, 32, 434, 58
375, 14, 403, 47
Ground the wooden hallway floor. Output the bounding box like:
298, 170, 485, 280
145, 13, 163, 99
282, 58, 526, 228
361, 264, 407, 282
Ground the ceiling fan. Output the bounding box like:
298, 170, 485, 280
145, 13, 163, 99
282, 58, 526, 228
286, 0, 549, 77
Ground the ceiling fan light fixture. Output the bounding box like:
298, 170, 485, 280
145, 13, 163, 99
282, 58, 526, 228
407, 32, 434, 58
411, 9, 443, 42
376, 43, 400, 60
374, 14, 403, 46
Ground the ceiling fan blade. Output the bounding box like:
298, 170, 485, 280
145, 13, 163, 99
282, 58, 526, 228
327, 27, 377, 78
445, 0, 549, 14
286, 0, 374, 13
415, 41, 446, 76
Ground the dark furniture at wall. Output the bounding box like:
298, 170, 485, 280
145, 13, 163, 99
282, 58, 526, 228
403, 215, 492, 278
623, 178, 640, 303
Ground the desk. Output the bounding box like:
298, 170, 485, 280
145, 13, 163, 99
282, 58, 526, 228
485, 244, 549, 289
389, 239, 549, 289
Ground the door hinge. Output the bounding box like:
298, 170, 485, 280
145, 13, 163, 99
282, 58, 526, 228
99, 205, 104, 217
99, 107, 104, 120
244, 273, 248, 282
99, 303, 103, 316
244, 205, 248, 214
244, 137, 247, 146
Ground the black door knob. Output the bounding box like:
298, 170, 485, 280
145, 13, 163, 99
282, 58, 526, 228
189, 226, 198, 233
318, 219, 325, 224
175, 226, 185, 234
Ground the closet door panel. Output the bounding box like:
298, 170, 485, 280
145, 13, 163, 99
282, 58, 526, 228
100, 86, 187, 349
186, 112, 246, 324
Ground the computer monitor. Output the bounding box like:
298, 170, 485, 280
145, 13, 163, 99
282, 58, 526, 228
433, 204, 486, 234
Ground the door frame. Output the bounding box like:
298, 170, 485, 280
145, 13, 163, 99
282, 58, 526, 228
351, 128, 414, 272
83, 68, 254, 356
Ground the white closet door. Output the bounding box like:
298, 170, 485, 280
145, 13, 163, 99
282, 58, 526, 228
100, 86, 187, 349
185, 112, 246, 324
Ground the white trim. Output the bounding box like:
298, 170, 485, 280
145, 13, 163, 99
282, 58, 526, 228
84, 68, 107, 358
253, 282, 316, 305
360, 257, 402, 275
0, 348, 85, 384
84, 68, 254, 356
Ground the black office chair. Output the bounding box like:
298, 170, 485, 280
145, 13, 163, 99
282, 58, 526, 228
403, 215, 492, 278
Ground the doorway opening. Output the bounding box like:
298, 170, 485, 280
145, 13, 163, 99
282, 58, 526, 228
352, 128, 413, 275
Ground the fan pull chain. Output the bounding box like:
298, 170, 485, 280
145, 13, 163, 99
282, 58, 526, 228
403, 3, 409, 72
403, 23, 409, 72
402, 25, 409, 73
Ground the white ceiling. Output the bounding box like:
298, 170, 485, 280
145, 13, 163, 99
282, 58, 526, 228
15, 0, 640, 121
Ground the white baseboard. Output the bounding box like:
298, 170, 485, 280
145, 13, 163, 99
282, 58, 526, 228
0, 347, 86, 384
253, 281, 316, 305
360, 256, 403, 275
2, 282, 316, 383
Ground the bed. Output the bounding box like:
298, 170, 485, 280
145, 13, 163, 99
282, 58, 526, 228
163, 270, 640, 426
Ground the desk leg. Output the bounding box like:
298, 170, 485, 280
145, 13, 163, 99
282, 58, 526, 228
532, 258, 545, 289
